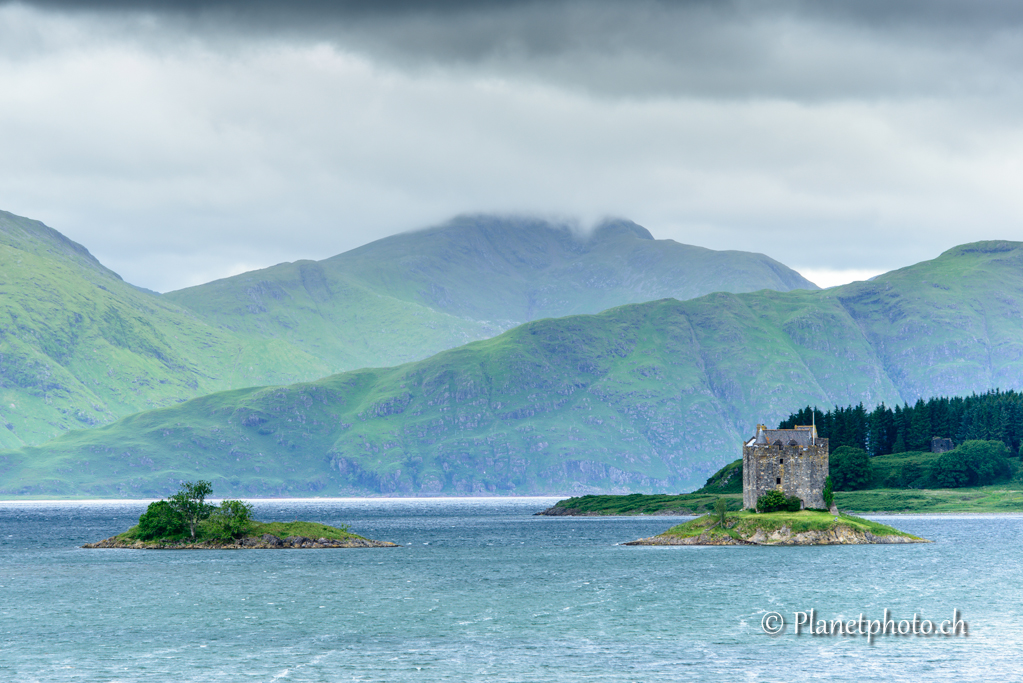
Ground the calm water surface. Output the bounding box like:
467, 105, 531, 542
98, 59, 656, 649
0, 498, 1018, 682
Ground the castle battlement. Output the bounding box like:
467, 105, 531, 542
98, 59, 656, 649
742, 424, 829, 510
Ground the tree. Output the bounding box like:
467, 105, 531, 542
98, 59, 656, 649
908, 398, 932, 452
933, 440, 1012, 488
714, 497, 728, 524
822, 476, 834, 509
202, 499, 254, 541
136, 500, 188, 540
169, 480, 215, 539
898, 462, 926, 489
830, 446, 872, 490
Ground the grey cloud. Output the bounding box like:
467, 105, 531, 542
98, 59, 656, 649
10, 0, 1023, 101
2, 1, 1022, 292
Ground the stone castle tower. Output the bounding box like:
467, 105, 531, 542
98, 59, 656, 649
742, 424, 829, 510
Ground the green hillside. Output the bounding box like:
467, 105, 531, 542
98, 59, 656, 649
1, 300, 735, 497
164, 215, 818, 373
6, 239, 1023, 497
0, 210, 817, 449
0, 210, 329, 447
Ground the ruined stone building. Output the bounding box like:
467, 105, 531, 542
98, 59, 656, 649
742, 424, 829, 510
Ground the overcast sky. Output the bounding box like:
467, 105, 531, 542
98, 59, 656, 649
2, 0, 1022, 291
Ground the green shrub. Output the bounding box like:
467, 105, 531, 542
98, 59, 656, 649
201, 499, 254, 541
898, 462, 927, 488
822, 476, 834, 509
830, 446, 871, 490
933, 440, 1012, 488
756, 490, 802, 512
135, 500, 188, 540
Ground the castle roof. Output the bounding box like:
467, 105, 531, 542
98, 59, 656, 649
747, 424, 818, 447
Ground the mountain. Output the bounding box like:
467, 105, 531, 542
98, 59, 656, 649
0, 210, 815, 448
5, 240, 1022, 498
163, 214, 818, 372
0, 210, 329, 447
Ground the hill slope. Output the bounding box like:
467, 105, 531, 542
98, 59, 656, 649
0, 210, 815, 448
163, 215, 818, 372
0, 210, 328, 447
6, 240, 1023, 497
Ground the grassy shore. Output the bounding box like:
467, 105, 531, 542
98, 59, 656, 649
541, 485, 1023, 516
833, 486, 1023, 513
537, 492, 743, 516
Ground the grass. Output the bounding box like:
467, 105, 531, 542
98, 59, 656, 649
660, 510, 922, 541
248, 520, 357, 541
834, 486, 1023, 513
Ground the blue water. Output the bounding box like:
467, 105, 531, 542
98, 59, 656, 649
0, 498, 1019, 682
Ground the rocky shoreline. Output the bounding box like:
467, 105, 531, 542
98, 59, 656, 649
83, 533, 399, 549
624, 524, 929, 546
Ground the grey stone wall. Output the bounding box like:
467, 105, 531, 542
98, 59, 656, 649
743, 438, 829, 510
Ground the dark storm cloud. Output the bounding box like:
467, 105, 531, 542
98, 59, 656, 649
13, 0, 1023, 100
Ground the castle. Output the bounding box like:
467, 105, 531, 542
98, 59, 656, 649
742, 424, 829, 510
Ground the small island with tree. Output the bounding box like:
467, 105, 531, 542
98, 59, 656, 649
83, 481, 398, 549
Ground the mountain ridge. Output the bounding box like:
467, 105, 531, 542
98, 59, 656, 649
0, 209, 814, 447
163, 214, 818, 371
4, 238, 1021, 497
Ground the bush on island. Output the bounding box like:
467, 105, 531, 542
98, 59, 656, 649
136, 499, 189, 540
201, 499, 255, 541
756, 490, 802, 513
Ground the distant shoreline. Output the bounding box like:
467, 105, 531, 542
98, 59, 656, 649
0, 495, 566, 504
537, 486, 1023, 516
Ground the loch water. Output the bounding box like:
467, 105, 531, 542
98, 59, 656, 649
1, 498, 1019, 682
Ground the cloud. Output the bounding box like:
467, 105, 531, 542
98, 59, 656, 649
14, 0, 1023, 100
1, 1, 1022, 291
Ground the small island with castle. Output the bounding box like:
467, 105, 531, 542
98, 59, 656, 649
625, 424, 929, 546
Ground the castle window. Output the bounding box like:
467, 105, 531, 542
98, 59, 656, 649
779, 458, 783, 464
776, 477, 781, 485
